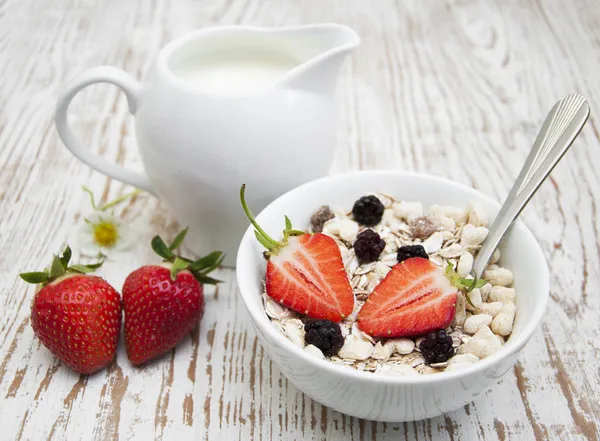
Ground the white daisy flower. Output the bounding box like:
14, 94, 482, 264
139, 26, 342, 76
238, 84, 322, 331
74, 186, 140, 258
75, 211, 133, 257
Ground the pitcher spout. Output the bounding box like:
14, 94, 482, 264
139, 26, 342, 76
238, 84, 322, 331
277, 24, 360, 96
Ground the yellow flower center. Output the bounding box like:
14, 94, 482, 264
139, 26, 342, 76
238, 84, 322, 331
93, 221, 119, 247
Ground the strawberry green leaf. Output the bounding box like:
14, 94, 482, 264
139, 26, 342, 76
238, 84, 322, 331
189, 251, 224, 271
196, 275, 222, 285
84, 261, 104, 270
69, 264, 96, 274
454, 277, 487, 292
285, 216, 292, 231
445, 261, 487, 296
197, 253, 225, 275
169, 227, 189, 251
287, 229, 305, 236
151, 235, 175, 261
170, 257, 189, 280
254, 230, 274, 250
19, 271, 49, 284
60, 246, 72, 267
49, 256, 66, 279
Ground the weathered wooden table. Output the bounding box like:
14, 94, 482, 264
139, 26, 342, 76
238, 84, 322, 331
1, 0, 599, 439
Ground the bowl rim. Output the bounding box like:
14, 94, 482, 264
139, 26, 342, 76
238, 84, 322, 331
236, 170, 550, 384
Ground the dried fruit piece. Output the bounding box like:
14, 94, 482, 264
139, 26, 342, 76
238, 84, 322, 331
304, 320, 344, 356
409, 216, 437, 239
419, 329, 455, 364
352, 195, 385, 226
396, 244, 429, 263
353, 229, 386, 263
310, 206, 335, 232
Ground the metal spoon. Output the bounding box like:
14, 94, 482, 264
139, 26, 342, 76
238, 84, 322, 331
472, 94, 590, 278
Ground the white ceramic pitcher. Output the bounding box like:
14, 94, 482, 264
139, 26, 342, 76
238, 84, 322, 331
55, 24, 359, 266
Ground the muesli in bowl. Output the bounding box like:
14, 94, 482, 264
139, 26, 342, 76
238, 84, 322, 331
241, 186, 517, 376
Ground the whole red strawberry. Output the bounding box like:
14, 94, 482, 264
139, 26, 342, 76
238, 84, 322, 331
20, 247, 121, 374
240, 185, 354, 322
123, 228, 223, 365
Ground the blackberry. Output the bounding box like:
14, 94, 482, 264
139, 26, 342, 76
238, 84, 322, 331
304, 319, 344, 357
419, 329, 455, 364
353, 229, 386, 263
397, 244, 429, 263
310, 205, 335, 233
352, 195, 384, 226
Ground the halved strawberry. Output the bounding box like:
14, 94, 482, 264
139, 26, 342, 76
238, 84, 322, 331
357, 257, 457, 337
240, 185, 354, 322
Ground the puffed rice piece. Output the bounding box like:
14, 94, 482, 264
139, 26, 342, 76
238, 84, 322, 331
377, 363, 419, 376
428, 204, 443, 217
467, 202, 488, 227
323, 218, 359, 242
475, 301, 504, 317
384, 338, 415, 355
490, 248, 501, 264
393, 202, 423, 221
381, 208, 396, 226
339, 220, 359, 242
464, 314, 493, 334
489, 286, 516, 304
371, 342, 391, 360
457, 325, 502, 359
437, 215, 456, 231
480, 283, 492, 302
465, 288, 483, 310
491, 303, 517, 336
440, 230, 455, 241
457, 251, 474, 277
483, 267, 514, 286
304, 344, 325, 359
440, 206, 468, 224
338, 335, 374, 360
461, 224, 489, 247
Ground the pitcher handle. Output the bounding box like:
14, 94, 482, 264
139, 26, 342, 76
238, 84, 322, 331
55, 66, 156, 195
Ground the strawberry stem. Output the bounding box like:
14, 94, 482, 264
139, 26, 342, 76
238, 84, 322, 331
240, 184, 280, 251
444, 262, 487, 307
150, 228, 224, 284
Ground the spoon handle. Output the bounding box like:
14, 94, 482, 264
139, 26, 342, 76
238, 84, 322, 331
473, 94, 590, 278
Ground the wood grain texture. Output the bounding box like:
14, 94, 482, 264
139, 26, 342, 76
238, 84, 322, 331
1, 0, 599, 439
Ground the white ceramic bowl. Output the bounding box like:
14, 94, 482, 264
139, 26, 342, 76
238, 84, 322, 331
236, 170, 549, 422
